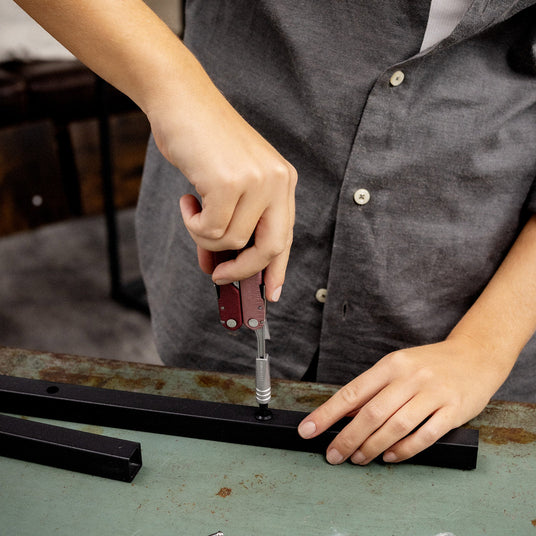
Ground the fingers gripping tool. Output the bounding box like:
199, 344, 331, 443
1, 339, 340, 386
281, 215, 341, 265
213, 251, 272, 420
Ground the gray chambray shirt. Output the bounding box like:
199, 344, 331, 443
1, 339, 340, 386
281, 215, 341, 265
136, 1, 536, 401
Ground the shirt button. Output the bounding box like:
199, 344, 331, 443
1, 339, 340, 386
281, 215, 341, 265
315, 288, 327, 303
353, 188, 370, 205
389, 70, 405, 87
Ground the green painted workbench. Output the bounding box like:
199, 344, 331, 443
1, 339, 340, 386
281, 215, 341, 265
0, 346, 535, 535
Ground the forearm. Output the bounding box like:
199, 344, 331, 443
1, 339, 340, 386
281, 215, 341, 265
13, 0, 221, 116
14, 0, 297, 290
448, 214, 536, 388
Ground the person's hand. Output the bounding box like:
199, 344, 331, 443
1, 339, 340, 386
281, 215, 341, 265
298, 335, 508, 465
11, 0, 296, 302
147, 87, 297, 302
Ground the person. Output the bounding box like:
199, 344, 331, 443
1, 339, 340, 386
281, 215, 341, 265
14, 0, 536, 467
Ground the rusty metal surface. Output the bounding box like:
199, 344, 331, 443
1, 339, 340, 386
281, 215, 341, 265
471, 399, 536, 445
0, 345, 338, 411
1, 346, 535, 535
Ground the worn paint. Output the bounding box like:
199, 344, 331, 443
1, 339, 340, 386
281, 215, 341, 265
195, 373, 254, 404
477, 425, 536, 445
295, 393, 332, 408
38, 366, 167, 392
469, 399, 536, 444
38, 367, 107, 388
216, 487, 232, 498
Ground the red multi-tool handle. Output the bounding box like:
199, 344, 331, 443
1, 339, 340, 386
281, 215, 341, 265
213, 251, 265, 332
216, 282, 242, 330
213, 251, 242, 331
239, 271, 265, 331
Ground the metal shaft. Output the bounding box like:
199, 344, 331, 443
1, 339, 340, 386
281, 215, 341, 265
255, 354, 271, 406
255, 322, 270, 405
255, 327, 266, 359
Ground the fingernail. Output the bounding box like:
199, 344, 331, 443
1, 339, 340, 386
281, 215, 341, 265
383, 451, 397, 463
271, 286, 282, 302
326, 448, 344, 465
214, 279, 232, 286
350, 450, 367, 464
298, 420, 316, 439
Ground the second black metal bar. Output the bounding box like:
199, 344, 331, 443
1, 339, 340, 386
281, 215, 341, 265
0, 375, 478, 470
0, 413, 142, 482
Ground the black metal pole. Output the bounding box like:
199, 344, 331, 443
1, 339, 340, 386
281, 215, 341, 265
0, 375, 478, 470
0, 413, 142, 482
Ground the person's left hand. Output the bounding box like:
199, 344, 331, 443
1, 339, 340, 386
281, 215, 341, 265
297, 335, 508, 465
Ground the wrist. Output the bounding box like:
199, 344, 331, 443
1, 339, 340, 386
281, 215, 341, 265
139, 41, 215, 117
446, 329, 518, 391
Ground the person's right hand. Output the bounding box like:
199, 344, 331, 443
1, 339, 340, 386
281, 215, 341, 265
12, 0, 296, 301
148, 83, 297, 303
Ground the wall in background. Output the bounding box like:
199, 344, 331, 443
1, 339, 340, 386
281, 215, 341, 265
0, 0, 183, 236
0, 112, 150, 237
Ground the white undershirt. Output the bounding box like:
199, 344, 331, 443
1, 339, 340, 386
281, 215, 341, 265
420, 0, 473, 51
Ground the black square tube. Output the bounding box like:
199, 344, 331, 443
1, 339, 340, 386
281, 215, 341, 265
0, 413, 142, 482
0, 374, 478, 470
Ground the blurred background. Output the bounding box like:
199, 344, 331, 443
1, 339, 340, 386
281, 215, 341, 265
0, 1, 184, 364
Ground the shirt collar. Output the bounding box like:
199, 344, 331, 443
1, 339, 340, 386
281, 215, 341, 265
428, 0, 535, 52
